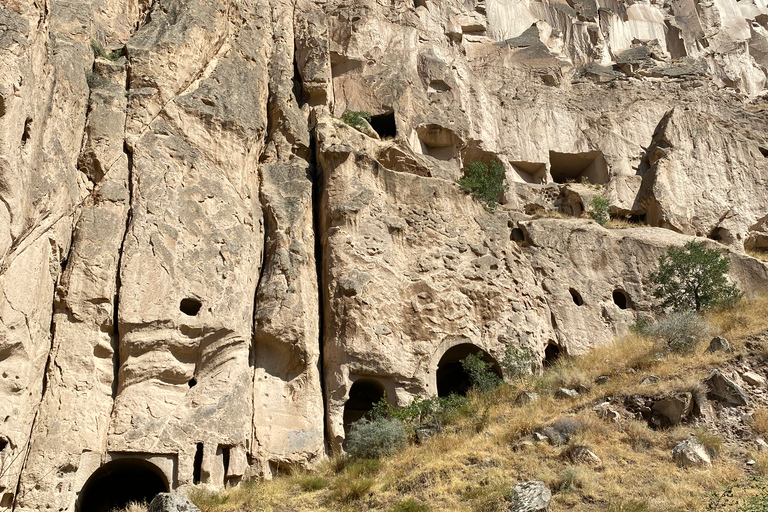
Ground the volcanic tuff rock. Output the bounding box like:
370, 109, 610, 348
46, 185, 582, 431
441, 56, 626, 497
1, 0, 768, 510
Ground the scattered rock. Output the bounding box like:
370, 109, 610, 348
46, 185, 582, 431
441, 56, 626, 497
651, 392, 693, 428
532, 432, 549, 443
509, 481, 552, 512
149, 493, 201, 512
757, 438, 768, 452
565, 445, 602, 465
576, 383, 591, 394
513, 440, 535, 451
516, 391, 540, 406
593, 402, 621, 422
705, 370, 750, 406
708, 337, 731, 353
641, 375, 660, 385
672, 439, 712, 467
555, 388, 579, 399
741, 371, 767, 388
594, 375, 610, 385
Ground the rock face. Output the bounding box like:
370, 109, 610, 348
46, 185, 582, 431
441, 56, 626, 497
1, 0, 768, 510
509, 481, 552, 512
672, 439, 712, 467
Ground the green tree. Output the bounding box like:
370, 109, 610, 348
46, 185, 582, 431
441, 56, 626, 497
501, 343, 534, 382
461, 352, 501, 393
650, 241, 742, 312
457, 161, 508, 210
342, 110, 372, 130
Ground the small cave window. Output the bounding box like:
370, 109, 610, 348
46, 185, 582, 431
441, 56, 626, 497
612, 289, 630, 310
21, 118, 32, 145
569, 288, 584, 306
77, 458, 169, 512
193, 443, 204, 484
759, 147, 768, 158
549, 150, 608, 185
0, 436, 8, 452
218, 445, 231, 487
369, 112, 396, 139
180, 298, 202, 316
343, 379, 385, 435
511, 161, 546, 184
436, 344, 502, 397
708, 227, 734, 245
544, 344, 561, 367
188, 377, 197, 388
511, 227, 525, 243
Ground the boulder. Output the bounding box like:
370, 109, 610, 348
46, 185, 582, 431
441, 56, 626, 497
708, 337, 731, 353
509, 481, 552, 512
705, 370, 750, 406
148, 493, 201, 512
565, 445, 602, 464
651, 392, 692, 428
516, 391, 540, 406
672, 439, 712, 467
555, 388, 579, 399
593, 402, 621, 422
741, 371, 767, 388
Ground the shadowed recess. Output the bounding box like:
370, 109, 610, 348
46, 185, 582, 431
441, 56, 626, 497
77, 458, 168, 512
343, 379, 385, 435
436, 344, 502, 397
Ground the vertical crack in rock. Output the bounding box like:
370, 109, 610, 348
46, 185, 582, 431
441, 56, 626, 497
112, 141, 134, 400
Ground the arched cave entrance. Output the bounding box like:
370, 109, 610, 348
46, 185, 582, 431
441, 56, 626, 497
343, 379, 385, 435
77, 458, 168, 512
436, 344, 502, 397
544, 343, 561, 367
612, 289, 630, 309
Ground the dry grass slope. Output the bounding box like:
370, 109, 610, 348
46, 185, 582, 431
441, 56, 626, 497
187, 295, 768, 512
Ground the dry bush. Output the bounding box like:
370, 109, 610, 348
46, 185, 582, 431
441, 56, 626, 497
622, 420, 656, 452
694, 428, 724, 458
111, 502, 148, 512
707, 293, 768, 341
753, 408, 768, 438
747, 248, 768, 261
328, 477, 375, 504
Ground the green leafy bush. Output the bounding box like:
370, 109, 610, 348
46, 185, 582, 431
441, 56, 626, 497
457, 161, 508, 210
345, 417, 407, 459
650, 241, 742, 311
461, 352, 502, 393
589, 195, 610, 226
501, 343, 534, 382
372, 393, 468, 431
342, 110, 372, 130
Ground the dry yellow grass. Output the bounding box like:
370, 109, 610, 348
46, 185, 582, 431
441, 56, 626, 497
747, 248, 768, 261
188, 295, 768, 512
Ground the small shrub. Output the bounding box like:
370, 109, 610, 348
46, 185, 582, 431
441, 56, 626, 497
385, 394, 469, 430
342, 110, 372, 130
589, 195, 610, 226
501, 343, 534, 382
694, 428, 723, 458
345, 458, 381, 477
345, 417, 407, 459
110, 502, 148, 512
644, 311, 711, 354
650, 240, 742, 312
622, 420, 655, 452
557, 466, 582, 492
461, 352, 502, 393
297, 475, 329, 492
329, 477, 375, 504
90, 39, 126, 61
391, 498, 430, 512
754, 408, 768, 438
457, 161, 508, 210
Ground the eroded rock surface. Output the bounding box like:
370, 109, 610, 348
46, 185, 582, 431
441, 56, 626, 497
1, 0, 768, 510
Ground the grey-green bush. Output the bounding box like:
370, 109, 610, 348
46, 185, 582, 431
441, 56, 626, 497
643, 311, 712, 354
501, 343, 534, 381
457, 161, 508, 210
588, 195, 610, 226
345, 417, 407, 459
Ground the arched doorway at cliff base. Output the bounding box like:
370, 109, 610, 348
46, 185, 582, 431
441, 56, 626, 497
343, 378, 386, 436
436, 343, 502, 397
77, 458, 169, 512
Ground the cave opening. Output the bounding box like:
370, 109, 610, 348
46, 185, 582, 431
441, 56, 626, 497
544, 344, 561, 367
193, 443, 203, 484
436, 344, 502, 397
549, 150, 608, 184
569, 288, 584, 306
612, 289, 630, 310
180, 298, 202, 316
343, 379, 385, 435
77, 459, 168, 512
369, 112, 396, 139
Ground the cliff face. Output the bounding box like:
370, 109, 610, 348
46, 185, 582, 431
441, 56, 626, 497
0, 0, 767, 510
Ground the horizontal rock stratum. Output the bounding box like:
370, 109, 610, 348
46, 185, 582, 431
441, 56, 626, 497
1, 0, 768, 510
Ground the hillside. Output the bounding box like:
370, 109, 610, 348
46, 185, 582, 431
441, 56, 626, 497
183, 296, 768, 512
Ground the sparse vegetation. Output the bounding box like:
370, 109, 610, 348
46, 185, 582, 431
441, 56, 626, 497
588, 195, 611, 226
650, 241, 742, 312
639, 311, 713, 354
501, 343, 535, 382
747, 248, 768, 262
90, 39, 126, 61
189, 295, 768, 512
342, 110, 372, 130
457, 161, 508, 210
345, 417, 407, 460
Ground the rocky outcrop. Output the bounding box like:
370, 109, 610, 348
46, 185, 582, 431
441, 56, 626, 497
1, 0, 768, 510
